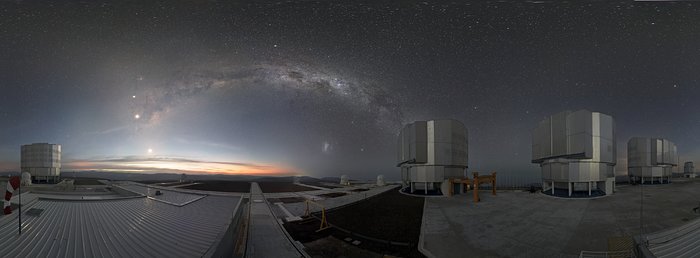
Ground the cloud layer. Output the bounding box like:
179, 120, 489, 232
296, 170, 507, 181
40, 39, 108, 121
64, 156, 290, 175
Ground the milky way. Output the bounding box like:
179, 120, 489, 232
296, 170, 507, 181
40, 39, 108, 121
130, 61, 403, 132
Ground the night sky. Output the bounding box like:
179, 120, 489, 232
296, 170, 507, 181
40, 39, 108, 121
1, 1, 699, 180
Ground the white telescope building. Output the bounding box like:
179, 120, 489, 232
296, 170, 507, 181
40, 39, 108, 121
685, 162, 696, 178
627, 137, 677, 184
398, 119, 467, 196
531, 110, 616, 197
21, 143, 61, 183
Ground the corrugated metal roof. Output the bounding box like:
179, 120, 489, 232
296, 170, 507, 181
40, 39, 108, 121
116, 183, 206, 206
0, 194, 240, 257
646, 217, 700, 258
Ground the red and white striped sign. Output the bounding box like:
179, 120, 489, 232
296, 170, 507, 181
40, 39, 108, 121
3, 176, 20, 215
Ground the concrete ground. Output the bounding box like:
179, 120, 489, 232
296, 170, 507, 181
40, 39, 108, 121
273, 184, 399, 218
420, 179, 700, 258
246, 182, 306, 258
303, 236, 384, 258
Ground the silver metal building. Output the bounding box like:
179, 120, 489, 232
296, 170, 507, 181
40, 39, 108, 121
398, 119, 468, 196
627, 137, 677, 184
21, 143, 61, 183
684, 162, 695, 178
531, 110, 616, 197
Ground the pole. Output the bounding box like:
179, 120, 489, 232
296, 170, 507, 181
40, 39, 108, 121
18, 179, 21, 235
639, 177, 643, 246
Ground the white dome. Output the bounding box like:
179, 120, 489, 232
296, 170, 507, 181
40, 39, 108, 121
340, 175, 349, 185
21, 172, 32, 186
377, 175, 385, 186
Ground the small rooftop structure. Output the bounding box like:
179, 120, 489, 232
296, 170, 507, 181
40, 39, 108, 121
376, 175, 385, 186
340, 175, 349, 186
684, 162, 695, 178
398, 119, 468, 196
627, 137, 677, 184
531, 110, 616, 197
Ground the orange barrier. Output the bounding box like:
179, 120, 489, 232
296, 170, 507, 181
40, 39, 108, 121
449, 171, 497, 204
473, 172, 497, 203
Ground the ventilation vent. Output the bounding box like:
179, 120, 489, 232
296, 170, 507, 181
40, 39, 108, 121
26, 208, 44, 217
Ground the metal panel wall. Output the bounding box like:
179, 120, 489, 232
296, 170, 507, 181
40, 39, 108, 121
628, 144, 676, 179
534, 110, 617, 193
415, 121, 428, 163
596, 113, 615, 163
532, 109, 615, 164
567, 110, 593, 159
652, 139, 663, 165
628, 137, 651, 167
397, 122, 428, 164
551, 111, 569, 157
399, 119, 468, 187
628, 137, 677, 180
21, 143, 61, 178
662, 140, 670, 163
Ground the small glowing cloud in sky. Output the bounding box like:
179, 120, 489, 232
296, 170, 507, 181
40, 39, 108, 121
322, 141, 331, 153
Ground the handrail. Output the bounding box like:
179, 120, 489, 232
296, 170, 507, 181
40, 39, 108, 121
579, 249, 635, 258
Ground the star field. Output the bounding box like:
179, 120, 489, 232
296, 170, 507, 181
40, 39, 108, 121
1, 1, 699, 179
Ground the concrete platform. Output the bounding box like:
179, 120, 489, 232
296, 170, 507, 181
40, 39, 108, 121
275, 185, 399, 218
246, 182, 307, 258
420, 179, 700, 257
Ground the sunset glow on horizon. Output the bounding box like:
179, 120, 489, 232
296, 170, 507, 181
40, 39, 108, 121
61, 156, 294, 176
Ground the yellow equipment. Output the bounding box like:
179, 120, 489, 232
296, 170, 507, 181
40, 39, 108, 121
304, 200, 330, 232
449, 171, 497, 204
473, 171, 497, 203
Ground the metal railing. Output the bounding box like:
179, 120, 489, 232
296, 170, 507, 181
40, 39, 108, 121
579, 250, 636, 258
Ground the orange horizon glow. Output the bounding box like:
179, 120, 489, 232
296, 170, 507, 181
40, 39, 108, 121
62, 157, 295, 176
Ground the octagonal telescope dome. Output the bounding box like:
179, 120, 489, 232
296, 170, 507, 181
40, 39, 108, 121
398, 119, 468, 196
531, 110, 616, 198
21, 143, 61, 183
628, 137, 677, 184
